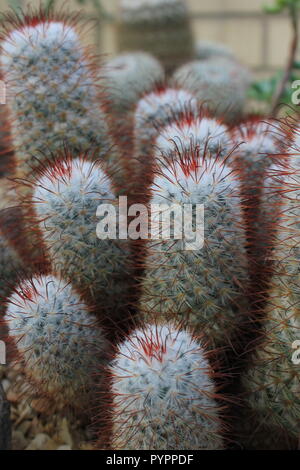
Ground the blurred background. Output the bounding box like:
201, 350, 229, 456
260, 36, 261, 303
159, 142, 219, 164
0, 0, 296, 78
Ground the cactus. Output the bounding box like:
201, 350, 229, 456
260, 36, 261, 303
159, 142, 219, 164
230, 118, 283, 184
0, 232, 25, 308
102, 52, 165, 182
141, 150, 249, 352
32, 154, 135, 335
241, 158, 300, 447
117, 0, 195, 75
132, 87, 197, 196
230, 119, 286, 263
195, 40, 235, 61
155, 108, 232, 164
172, 58, 251, 123
108, 323, 224, 450
5, 274, 109, 412
103, 52, 164, 115
0, 10, 113, 185
0, 382, 11, 450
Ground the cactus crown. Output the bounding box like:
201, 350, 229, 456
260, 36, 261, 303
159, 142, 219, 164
109, 323, 223, 450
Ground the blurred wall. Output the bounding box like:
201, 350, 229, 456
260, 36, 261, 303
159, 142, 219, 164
0, 0, 296, 74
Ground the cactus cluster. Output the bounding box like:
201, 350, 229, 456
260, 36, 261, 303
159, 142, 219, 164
0, 4, 298, 452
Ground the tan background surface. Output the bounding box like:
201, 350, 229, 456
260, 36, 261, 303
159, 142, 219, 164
0, 0, 296, 75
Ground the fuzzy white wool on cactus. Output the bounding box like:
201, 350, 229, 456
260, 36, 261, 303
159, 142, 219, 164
110, 323, 223, 450
5, 275, 109, 410
133, 88, 198, 184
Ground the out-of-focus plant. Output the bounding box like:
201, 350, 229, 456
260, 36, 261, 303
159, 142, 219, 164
250, 0, 300, 115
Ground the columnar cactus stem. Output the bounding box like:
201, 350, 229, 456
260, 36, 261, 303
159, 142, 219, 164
0, 10, 113, 185
108, 323, 224, 450
117, 0, 194, 75
0, 383, 11, 450
5, 274, 110, 413
102, 53, 165, 189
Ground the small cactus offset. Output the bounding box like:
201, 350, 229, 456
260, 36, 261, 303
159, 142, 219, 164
0, 9, 113, 184
172, 58, 251, 124
107, 323, 224, 450
4, 274, 110, 413
32, 154, 135, 334
141, 150, 249, 353
117, 0, 194, 75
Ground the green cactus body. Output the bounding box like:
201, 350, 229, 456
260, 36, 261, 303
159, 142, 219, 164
32, 156, 134, 333
1, 16, 113, 183
172, 58, 251, 123
109, 323, 223, 450
5, 274, 109, 412
241, 158, 300, 444
141, 152, 249, 351
117, 0, 194, 75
